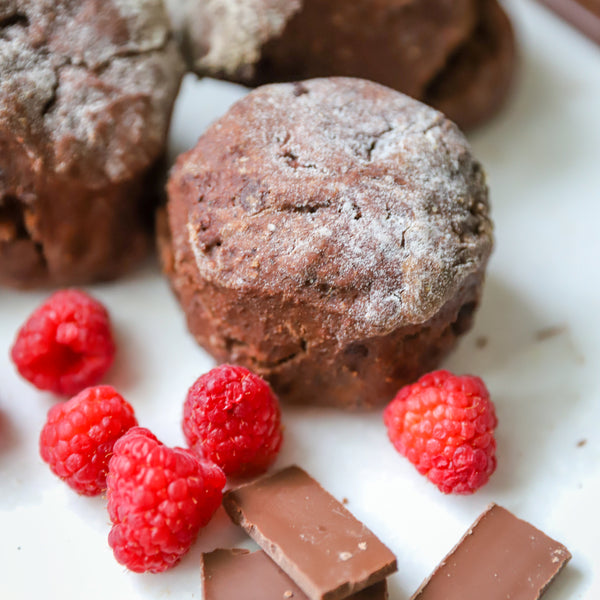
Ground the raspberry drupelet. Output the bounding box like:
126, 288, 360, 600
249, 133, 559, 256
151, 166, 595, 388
11, 289, 116, 396
107, 427, 225, 573
39, 385, 137, 495
183, 365, 283, 478
384, 370, 498, 494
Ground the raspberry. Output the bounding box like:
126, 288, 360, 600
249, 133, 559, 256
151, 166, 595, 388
107, 427, 225, 573
11, 289, 116, 396
183, 365, 283, 478
383, 370, 497, 495
39, 385, 137, 495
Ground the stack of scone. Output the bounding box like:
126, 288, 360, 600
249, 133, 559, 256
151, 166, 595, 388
2, 0, 510, 408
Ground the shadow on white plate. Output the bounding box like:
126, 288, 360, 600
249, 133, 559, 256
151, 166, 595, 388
133, 505, 250, 597
0, 406, 19, 457
469, 31, 588, 184
541, 563, 586, 600
447, 276, 587, 501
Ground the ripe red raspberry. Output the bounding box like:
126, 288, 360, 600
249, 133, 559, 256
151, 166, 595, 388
107, 427, 225, 573
11, 289, 116, 396
383, 370, 497, 495
183, 365, 283, 478
39, 385, 137, 495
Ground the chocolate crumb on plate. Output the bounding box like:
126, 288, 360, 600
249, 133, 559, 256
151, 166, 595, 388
535, 325, 567, 342
475, 335, 488, 348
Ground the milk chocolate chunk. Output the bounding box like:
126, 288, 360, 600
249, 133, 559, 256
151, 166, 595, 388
201, 549, 388, 600
223, 466, 397, 600
537, 0, 600, 44
412, 504, 571, 600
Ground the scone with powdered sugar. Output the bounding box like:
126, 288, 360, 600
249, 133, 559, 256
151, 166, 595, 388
165, 0, 516, 130
160, 77, 493, 409
0, 0, 184, 287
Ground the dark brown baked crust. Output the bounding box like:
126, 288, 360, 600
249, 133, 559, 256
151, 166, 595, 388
424, 0, 517, 130
251, 0, 478, 100
0, 0, 184, 287
169, 0, 516, 130
162, 78, 493, 409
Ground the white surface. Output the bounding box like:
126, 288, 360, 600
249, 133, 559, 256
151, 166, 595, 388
1, 1, 599, 598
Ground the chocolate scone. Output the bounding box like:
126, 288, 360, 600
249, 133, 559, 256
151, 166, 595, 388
0, 0, 184, 287
162, 78, 493, 409
166, 0, 516, 130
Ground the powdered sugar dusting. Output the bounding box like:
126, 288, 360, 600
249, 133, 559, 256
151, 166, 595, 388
166, 0, 301, 76
0, 0, 183, 185
176, 78, 492, 339
0, 35, 57, 132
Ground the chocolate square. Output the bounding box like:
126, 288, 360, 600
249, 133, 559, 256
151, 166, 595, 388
201, 549, 388, 600
223, 466, 397, 600
412, 504, 571, 600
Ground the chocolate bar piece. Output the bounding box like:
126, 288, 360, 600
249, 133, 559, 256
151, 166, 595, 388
412, 504, 571, 600
537, 0, 600, 45
201, 549, 388, 600
223, 466, 397, 600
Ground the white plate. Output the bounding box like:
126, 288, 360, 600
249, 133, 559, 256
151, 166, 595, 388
1, 1, 599, 598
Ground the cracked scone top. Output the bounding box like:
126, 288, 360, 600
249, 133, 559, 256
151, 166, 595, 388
0, 0, 184, 286
163, 78, 493, 409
